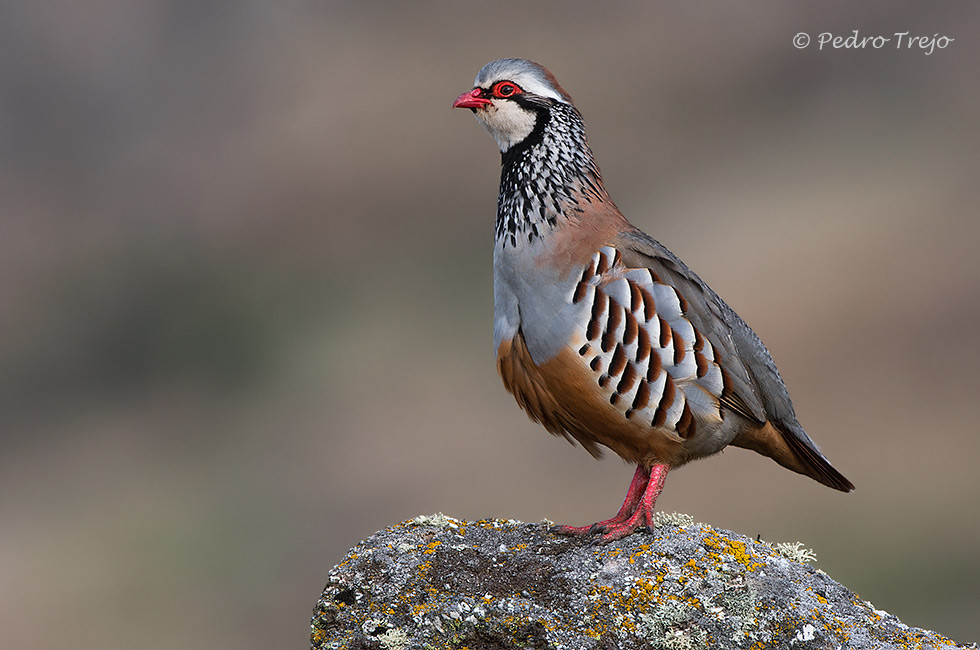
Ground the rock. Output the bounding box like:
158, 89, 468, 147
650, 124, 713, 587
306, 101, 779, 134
311, 513, 976, 650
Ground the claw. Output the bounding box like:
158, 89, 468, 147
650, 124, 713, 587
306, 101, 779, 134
550, 523, 593, 536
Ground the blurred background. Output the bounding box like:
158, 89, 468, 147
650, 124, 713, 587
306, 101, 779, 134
1, 1, 978, 648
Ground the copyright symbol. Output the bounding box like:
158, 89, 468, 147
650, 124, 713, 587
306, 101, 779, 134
793, 32, 810, 49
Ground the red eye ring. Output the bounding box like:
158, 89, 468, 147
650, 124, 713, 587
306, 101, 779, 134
492, 81, 521, 98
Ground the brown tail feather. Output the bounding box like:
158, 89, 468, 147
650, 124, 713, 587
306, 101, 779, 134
731, 421, 854, 492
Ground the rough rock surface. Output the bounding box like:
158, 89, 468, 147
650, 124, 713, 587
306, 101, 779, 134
312, 514, 975, 650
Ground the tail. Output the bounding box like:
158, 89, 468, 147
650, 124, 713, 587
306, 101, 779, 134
732, 421, 854, 492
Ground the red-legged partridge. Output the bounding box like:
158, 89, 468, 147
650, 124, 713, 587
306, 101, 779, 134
453, 59, 853, 542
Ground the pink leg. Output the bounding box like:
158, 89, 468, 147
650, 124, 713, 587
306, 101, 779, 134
596, 465, 650, 527
596, 463, 669, 542
551, 465, 649, 535
551, 464, 669, 542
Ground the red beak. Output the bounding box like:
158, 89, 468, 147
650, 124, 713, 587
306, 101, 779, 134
453, 88, 491, 109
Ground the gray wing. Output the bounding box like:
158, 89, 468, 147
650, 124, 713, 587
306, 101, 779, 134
613, 229, 853, 493
614, 229, 795, 424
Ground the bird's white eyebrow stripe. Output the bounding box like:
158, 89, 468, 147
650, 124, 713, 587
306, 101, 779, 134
475, 61, 569, 104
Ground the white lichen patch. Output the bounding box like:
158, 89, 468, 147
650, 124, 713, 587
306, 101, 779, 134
663, 628, 702, 650
651, 512, 698, 528
771, 541, 817, 564
377, 627, 410, 650
410, 513, 460, 528
636, 598, 698, 639
794, 623, 816, 642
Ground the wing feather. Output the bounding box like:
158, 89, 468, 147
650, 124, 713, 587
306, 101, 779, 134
613, 229, 772, 425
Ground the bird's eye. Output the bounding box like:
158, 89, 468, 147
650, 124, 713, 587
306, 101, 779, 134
493, 82, 520, 98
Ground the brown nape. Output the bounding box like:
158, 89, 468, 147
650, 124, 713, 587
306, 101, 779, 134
531, 60, 574, 104
731, 421, 855, 492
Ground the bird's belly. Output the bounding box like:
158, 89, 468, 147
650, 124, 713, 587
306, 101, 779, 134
497, 329, 700, 467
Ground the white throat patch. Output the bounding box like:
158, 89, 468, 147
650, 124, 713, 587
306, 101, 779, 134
474, 102, 537, 152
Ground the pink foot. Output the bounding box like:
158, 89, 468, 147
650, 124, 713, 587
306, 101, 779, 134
550, 465, 649, 535
551, 464, 669, 543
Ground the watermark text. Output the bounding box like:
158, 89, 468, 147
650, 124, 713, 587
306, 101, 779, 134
793, 30, 954, 55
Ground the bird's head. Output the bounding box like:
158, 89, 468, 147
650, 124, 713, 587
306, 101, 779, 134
453, 58, 574, 153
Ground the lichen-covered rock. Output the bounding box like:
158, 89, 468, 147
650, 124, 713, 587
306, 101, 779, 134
311, 514, 975, 650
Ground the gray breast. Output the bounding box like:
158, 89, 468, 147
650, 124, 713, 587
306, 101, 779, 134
493, 237, 586, 364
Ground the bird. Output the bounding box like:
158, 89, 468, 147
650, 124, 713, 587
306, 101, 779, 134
452, 58, 853, 542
